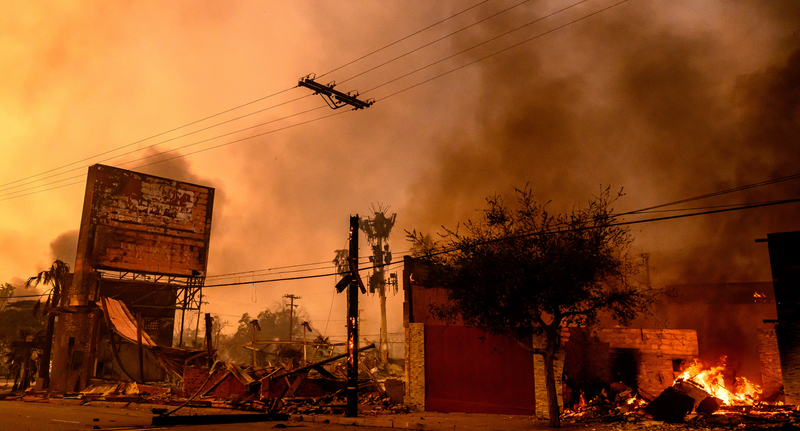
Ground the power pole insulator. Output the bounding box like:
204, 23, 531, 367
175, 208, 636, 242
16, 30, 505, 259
298, 75, 374, 110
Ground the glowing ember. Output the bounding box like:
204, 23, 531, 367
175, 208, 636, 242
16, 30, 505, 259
675, 357, 762, 405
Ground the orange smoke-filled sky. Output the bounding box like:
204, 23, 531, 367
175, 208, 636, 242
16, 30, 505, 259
1, 1, 799, 345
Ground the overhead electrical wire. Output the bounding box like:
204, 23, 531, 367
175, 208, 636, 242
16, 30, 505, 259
368, 0, 629, 99
337, 0, 540, 86
619, 173, 800, 215
4, 196, 799, 300
1, 1, 497, 200
2, 0, 595, 202
319, 0, 492, 78
0, 87, 297, 192
0, 92, 312, 196
91, 195, 800, 293
0, 105, 340, 202
10, 0, 788, 301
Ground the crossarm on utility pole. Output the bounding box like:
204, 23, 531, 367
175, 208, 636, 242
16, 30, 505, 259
298, 75, 374, 110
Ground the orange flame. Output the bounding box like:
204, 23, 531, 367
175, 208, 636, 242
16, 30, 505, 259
676, 357, 762, 405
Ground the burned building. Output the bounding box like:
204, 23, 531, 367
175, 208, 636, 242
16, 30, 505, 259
43, 164, 214, 392
402, 256, 702, 418
764, 230, 800, 404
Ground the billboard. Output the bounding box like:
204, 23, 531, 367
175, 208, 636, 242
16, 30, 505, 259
74, 164, 214, 287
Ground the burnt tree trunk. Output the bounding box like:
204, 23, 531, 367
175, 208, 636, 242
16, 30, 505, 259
39, 314, 56, 383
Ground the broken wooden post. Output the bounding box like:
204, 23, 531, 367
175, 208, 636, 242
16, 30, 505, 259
137, 312, 144, 383
204, 313, 213, 367
250, 319, 261, 367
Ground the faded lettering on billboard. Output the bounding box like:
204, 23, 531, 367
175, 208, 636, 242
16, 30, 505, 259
76, 164, 214, 277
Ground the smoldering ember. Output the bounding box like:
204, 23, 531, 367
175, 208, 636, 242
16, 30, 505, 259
0, 163, 797, 430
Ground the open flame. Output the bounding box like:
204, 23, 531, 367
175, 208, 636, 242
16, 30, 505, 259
675, 357, 762, 405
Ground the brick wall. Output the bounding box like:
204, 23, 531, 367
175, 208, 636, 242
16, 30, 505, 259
776, 322, 800, 404
532, 339, 564, 420
564, 328, 698, 399
591, 328, 698, 356
757, 327, 783, 397
405, 323, 425, 411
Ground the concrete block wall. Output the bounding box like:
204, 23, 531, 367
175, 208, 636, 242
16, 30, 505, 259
757, 327, 783, 398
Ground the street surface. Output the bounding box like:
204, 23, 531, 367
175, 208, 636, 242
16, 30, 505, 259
0, 399, 401, 431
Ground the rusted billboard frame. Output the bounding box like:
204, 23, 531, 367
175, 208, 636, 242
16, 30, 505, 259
49, 164, 215, 392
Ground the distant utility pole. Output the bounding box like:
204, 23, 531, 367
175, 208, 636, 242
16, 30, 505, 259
284, 294, 301, 341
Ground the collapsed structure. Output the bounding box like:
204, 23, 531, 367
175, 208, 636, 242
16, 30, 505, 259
43, 164, 214, 392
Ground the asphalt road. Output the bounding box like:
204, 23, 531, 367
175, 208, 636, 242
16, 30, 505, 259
0, 399, 400, 431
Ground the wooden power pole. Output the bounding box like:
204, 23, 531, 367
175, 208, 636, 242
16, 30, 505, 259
284, 294, 301, 341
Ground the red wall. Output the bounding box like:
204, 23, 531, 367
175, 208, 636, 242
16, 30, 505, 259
404, 256, 536, 414
425, 325, 536, 414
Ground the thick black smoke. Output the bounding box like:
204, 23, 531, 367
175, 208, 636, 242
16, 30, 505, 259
402, 1, 800, 287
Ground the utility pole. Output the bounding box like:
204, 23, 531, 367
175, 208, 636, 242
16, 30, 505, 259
334, 220, 366, 416
336, 215, 366, 418
346, 216, 361, 417
284, 294, 301, 341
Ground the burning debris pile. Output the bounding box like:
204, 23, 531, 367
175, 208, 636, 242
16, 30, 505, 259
563, 359, 799, 429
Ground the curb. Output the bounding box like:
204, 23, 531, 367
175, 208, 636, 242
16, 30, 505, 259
292, 414, 427, 429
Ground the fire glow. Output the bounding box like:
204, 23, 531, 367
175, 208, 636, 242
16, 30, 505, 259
675, 358, 763, 406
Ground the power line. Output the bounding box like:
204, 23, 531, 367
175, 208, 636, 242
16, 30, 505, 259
1, 1, 497, 196
318, 0, 491, 78
0, 92, 311, 196
1, 196, 796, 300
188, 193, 800, 287
620, 173, 800, 215
370, 0, 628, 99
2, 0, 615, 202
417, 197, 800, 261
0, 87, 297, 192
337, 0, 539, 86
2, 0, 593, 200
0, 102, 331, 200
0, 105, 344, 202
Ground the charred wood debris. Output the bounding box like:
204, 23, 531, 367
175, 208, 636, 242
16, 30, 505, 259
562, 380, 800, 430
2, 344, 408, 420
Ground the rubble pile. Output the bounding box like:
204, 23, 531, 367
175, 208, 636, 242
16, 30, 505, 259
6, 343, 409, 423
563, 380, 800, 429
